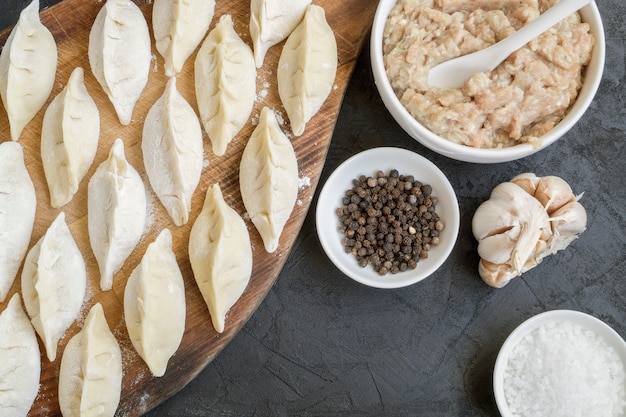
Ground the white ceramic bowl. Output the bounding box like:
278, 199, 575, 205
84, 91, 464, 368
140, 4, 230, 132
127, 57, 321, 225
370, 0, 606, 163
315, 147, 460, 288
493, 310, 626, 416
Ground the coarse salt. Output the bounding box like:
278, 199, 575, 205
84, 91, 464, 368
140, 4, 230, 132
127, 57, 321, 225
503, 320, 626, 417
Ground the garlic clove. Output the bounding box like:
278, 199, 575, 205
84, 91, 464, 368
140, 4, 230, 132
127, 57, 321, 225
535, 175, 575, 214
548, 201, 587, 252
471, 201, 519, 240
510, 172, 539, 195
473, 181, 550, 274
477, 226, 519, 265
549, 234, 580, 254
478, 259, 519, 288
551, 200, 587, 235
472, 182, 536, 240
479, 251, 543, 288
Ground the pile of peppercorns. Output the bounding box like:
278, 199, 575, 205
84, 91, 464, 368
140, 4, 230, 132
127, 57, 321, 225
336, 169, 444, 275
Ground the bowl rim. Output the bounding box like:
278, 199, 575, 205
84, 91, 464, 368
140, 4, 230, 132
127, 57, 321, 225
315, 146, 460, 289
370, 0, 606, 163
492, 309, 626, 416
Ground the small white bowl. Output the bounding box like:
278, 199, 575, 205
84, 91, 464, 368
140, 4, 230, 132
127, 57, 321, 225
315, 147, 460, 289
493, 310, 626, 416
370, 0, 606, 163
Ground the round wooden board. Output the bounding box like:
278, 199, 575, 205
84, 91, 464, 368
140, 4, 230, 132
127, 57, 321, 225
0, 0, 378, 415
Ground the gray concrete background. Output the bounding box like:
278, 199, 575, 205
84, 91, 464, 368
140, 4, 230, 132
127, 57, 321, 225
1, 1, 624, 416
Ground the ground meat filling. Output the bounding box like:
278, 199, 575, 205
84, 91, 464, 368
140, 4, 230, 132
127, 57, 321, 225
383, 0, 595, 148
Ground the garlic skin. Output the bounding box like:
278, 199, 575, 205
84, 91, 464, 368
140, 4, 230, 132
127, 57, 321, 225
534, 175, 575, 215
510, 172, 540, 195
472, 173, 586, 288
472, 181, 550, 274
548, 201, 587, 252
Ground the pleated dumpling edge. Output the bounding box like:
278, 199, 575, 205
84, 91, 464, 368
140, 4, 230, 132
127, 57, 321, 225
277, 4, 337, 137
240, 107, 299, 253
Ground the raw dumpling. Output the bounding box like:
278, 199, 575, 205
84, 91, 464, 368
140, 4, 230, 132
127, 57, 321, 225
0, 142, 36, 302
0, 0, 57, 141
277, 4, 337, 136
88, 138, 147, 291
21, 212, 86, 362
89, 0, 151, 125
58, 303, 122, 417
240, 107, 298, 253
0, 294, 40, 417
124, 229, 185, 377
189, 183, 252, 333
41, 67, 100, 208
249, 0, 311, 68
195, 14, 256, 156
142, 77, 203, 226
153, 0, 215, 76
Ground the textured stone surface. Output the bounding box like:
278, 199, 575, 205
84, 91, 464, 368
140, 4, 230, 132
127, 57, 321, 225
2, 1, 625, 416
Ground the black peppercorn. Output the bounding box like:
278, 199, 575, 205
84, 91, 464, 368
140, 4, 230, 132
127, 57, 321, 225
337, 170, 444, 275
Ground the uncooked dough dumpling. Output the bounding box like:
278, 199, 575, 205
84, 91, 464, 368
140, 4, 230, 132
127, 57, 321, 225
0, 0, 57, 141
0, 142, 36, 302
0, 294, 40, 417
21, 212, 86, 362
58, 303, 122, 417
188, 183, 252, 333
142, 77, 203, 226
249, 0, 311, 68
195, 14, 256, 156
89, 0, 151, 125
41, 67, 100, 208
124, 229, 186, 377
88, 138, 147, 291
153, 0, 215, 76
277, 4, 337, 136
240, 107, 299, 253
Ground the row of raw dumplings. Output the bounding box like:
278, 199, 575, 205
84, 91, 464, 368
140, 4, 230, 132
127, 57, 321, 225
0, 224, 183, 417
0, 138, 187, 416
0, 0, 337, 415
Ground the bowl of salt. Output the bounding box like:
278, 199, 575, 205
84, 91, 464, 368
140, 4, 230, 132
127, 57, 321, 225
493, 310, 626, 417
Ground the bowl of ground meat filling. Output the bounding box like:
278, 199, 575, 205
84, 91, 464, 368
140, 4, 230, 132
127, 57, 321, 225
371, 0, 605, 163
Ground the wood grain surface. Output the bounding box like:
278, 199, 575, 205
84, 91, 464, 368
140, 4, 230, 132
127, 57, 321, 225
0, 0, 378, 415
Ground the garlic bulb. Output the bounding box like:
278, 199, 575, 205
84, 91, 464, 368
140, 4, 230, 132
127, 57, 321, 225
472, 173, 587, 288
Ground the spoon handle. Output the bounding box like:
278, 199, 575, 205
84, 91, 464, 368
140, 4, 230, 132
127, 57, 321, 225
428, 0, 593, 88
488, 0, 593, 70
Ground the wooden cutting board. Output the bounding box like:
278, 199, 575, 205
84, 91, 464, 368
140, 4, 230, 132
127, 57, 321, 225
0, 0, 378, 416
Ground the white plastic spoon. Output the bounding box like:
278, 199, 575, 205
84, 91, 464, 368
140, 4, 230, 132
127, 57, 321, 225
427, 0, 593, 89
